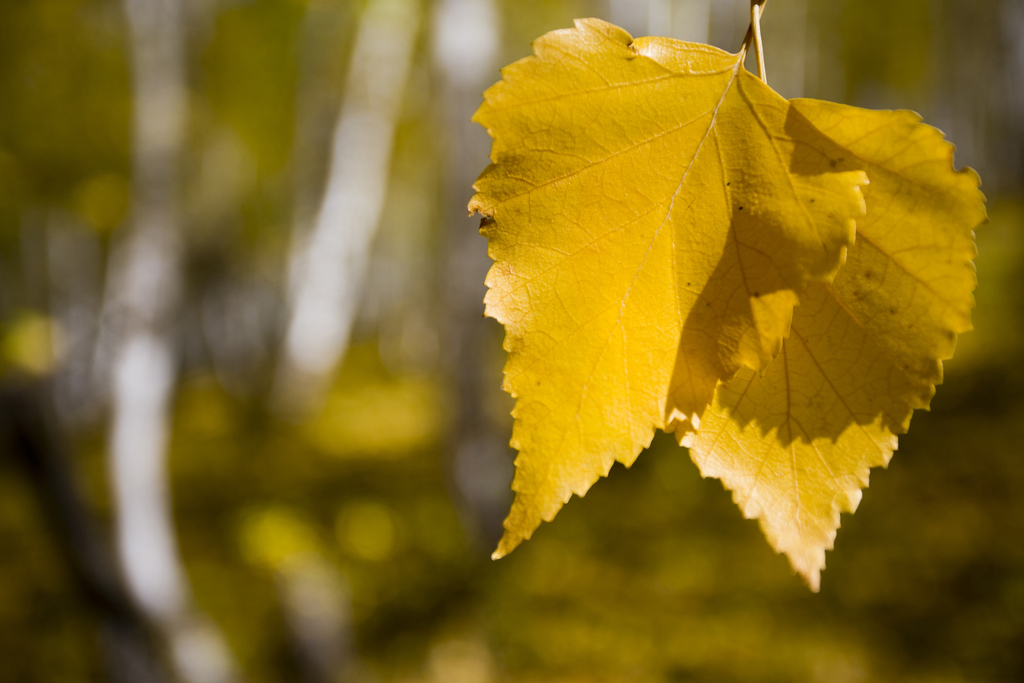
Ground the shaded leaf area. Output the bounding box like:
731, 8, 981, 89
688, 101, 983, 588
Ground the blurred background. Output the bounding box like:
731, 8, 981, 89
0, 0, 1022, 681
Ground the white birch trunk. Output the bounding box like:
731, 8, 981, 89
276, 0, 420, 412
106, 1, 239, 680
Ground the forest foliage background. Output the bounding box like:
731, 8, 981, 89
0, 0, 1022, 682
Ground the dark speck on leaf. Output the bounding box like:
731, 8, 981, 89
753, 291, 760, 298
738, 206, 743, 211
829, 159, 837, 168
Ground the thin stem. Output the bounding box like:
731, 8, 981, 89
751, 0, 767, 82
739, 23, 752, 64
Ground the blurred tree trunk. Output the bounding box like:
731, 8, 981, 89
1000, 0, 1024, 188
101, 0, 239, 680
262, 5, 361, 682
47, 215, 104, 427
940, 0, 1021, 193
432, 0, 513, 545
276, 0, 421, 414
608, 0, 711, 40
288, 1, 352, 252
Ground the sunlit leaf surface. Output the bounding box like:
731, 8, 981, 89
471, 20, 983, 581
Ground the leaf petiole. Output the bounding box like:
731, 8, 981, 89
741, 0, 768, 83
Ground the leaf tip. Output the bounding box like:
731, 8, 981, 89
493, 529, 524, 560
789, 550, 824, 592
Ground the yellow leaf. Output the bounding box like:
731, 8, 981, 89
686, 102, 985, 590
469, 19, 868, 558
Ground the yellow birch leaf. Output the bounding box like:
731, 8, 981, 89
686, 102, 985, 590
469, 19, 868, 558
